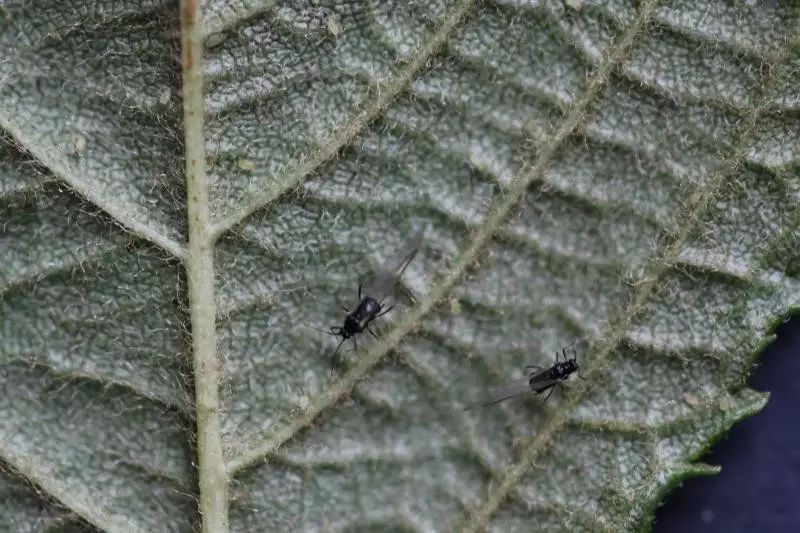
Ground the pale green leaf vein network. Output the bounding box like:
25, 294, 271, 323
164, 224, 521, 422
203, 0, 278, 38
462, 15, 800, 533
180, 0, 228, 531
226, 0, 656, 475
0, 118, 186, 260
209, 0, 478, 238
0, 445, 146, 533
569, 389, 765, 437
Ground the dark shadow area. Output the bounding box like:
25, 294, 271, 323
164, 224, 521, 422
654, 315, 800, 532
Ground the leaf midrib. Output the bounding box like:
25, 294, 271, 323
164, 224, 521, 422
1, 1, 794, 532
180, 0, 229, 532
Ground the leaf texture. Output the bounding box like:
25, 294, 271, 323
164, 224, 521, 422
1, 1, 799, 532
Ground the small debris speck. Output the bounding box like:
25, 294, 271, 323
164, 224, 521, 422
296, 395, 309, 411
718, 396, 732, 412
238, 158, 256, 171
159, 87, 171, 105
205, 32, 227, 48
683, 393, 700, 406
72, 134, 87, 156
326, 16, 341, 37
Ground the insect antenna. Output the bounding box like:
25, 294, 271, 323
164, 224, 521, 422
330, 337, 348, 376
303, 324, 339, 337
304, 324, 348, 375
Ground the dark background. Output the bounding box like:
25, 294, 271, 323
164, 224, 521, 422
654, 315, 800, 532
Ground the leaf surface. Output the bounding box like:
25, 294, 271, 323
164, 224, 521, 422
1, 1, 798, 532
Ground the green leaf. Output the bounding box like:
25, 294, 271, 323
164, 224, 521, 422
1, 1, 798, 532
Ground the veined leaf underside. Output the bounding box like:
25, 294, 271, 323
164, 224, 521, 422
0, 1, 798, 532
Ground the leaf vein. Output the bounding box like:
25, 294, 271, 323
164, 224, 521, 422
226, 0, 652, 476
209, 0, 479, 239
461, 6, 799, 530
0, 119, 187, 260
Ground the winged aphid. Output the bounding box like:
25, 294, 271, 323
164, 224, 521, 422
314, 229, 424, 372
467, 346, 585, 409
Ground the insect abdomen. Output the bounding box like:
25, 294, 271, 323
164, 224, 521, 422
346, 297, 381, 333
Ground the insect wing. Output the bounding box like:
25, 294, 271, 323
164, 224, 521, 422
362, 229, 424, 299
528, 375, 563, 394
467, 377, 532, 409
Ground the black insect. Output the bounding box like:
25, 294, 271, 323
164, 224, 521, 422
319, 230, 423, 371
468, 346, 585, 409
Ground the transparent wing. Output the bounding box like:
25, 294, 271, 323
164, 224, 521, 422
465, 377, 533, 410
362, 228, 424, 300
528, 374, 561, 393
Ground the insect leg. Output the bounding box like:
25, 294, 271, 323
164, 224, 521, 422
358, 283, 362, 300
376, 304, 395, 318
367, 324, 379, 339
330, 338, 346, 376
340, 305, 350, 313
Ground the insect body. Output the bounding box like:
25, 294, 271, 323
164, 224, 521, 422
469, 346, 584, 409
323, 229, 424, 370
329, 285, 391, 351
